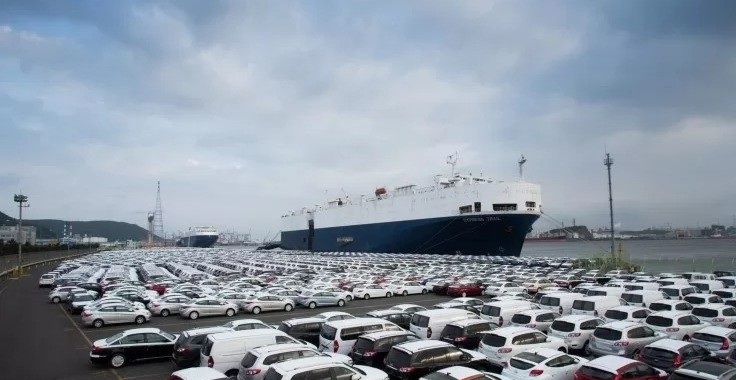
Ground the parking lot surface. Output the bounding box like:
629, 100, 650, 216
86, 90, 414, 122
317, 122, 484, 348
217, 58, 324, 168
1, 262, 457, 380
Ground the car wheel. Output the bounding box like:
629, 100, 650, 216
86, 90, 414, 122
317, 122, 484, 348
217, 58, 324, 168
364, 294, 370, 300
93, 319, 104, 328
346, 295, 352, 301
683, 335, 690, 341
225, 369, 239, 379
583, 341, 591, 356
558, 347, 567, 353
189, 311, 199, 320
386, 292, 392, 298
309, 302, 316, 309
422, 289, 428, 294
251, 307, 261, 315
160, 309, 170, 317
226, 308, 236, 317
52, 297, 61, 304
402, 290, 408, 296
337, 299, 345, 307
285, 304, 294, 312
110, 353, 126, 368
135, 316, 145, 324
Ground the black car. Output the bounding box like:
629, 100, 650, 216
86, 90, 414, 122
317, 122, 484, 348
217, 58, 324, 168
439, 320, 496, 350
90, 328, 177, 368
277, 318, 324, 346
171, 326, 231, 367
432, 282, 453, 295
366, 310, 413, 329
350, 331, 419, 367
638, 342, 714, 372
384, 341, 499, 380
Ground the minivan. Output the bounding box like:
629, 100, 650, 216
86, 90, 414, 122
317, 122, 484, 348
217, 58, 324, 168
660, 285, 697, 300
200, 329, 305, 377
621, 290, 666, 307
479, 300, 536, 327
409, 309, 479, 340
318, 317, 401, 354
571, 296, 626, 317
690, 280, 725, 294
538, 292, 586, 315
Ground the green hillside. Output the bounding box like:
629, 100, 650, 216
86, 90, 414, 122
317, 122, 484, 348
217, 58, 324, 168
0, 211, 152, 241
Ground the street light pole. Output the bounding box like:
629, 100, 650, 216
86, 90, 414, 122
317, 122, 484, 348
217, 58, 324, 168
13, 194, 29, 275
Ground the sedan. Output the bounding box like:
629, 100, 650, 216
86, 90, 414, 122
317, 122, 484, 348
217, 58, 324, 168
447, 283, 485, 297
352, 284, 393, 300
148, 295, 192, 317
89, 328, 177, 368
82, 305, 152, 328
485, 282, 525, 297
503, 348, 587, 380
296, 291, 347, 309
242, 295, 295, 314
389, 281, 428, 296
179, 299, 239, 320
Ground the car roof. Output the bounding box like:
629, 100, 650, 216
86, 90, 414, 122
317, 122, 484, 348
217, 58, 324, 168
488, 326, 537, 337
427, 366, 484, 379
360, 330, 415, 340
555, 314, 600, 323
677, 360, 736, 378
171, 367, 231, 380
270, 356, 346, 372
694, 326, 736, 336
693, 304, 731, 310
608, 305, 648, 312
282, 317, 324, 325
520, 347, 566, 359
651, 299, 688, 305
227, 319, 266, 325
250, 343, 312, 356
315, 311, 352, 317
646, 338, 691, 351
184, 326, 232, 336
601, 321, 641, 330
120, 327, 163, 335
585, 355, 638, 371
324, 317, 388, 328
448, 318, 492, 328
515, 309, 555, 316
367, 310, 405, 317
649, 311, 692, 318
394, 340, 452, 352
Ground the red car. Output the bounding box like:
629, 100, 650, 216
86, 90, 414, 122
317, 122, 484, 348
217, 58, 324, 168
446, 283, 484, 297
575, 356, 667, 380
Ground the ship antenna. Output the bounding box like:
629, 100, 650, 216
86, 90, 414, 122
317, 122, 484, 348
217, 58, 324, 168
446, 152, 458, 177
518, 155, 527, 180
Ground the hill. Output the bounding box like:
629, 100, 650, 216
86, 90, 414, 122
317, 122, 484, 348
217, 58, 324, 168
0, 211, 151, 241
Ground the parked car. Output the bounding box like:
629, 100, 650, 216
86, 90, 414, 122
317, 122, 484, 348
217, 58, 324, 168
690, 326, 736, 358
221, 318, 273, 331
384, 340, 497, 380
350, 330, 419, 368
241, 295, 295, 314
589, 321, 667, 358
264, 356, 388, 380
477, 327, 566, 366
366, 310, 413, 329
89, 328, 177, 368
691, 305, 736, 327
148, 295, 192, 317
277, 318, 325, 346
296, 291, 347, 309
82, 305, 152, 328
236, 343, 352, 380
648, 300, 694, 312
503, 348, 587, 380
172, 326, 233, 368
637, 339, 714, 372
603, 306, 652, 323
574, 355, 668, 380
447, 283, 485, 297
548, 315, 607, 355
353, 284, 393, 299
510, 310, 561, 333
440, 319, 497, 349
179, 299, 239, 320
644, 311, 710, 340
67, 293, 97, 314
170, 367, 228, 380
667, 360, 736, 380
390, 304, 428, 315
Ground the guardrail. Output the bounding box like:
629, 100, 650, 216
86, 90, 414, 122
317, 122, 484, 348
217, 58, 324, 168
0, 250, 92, 283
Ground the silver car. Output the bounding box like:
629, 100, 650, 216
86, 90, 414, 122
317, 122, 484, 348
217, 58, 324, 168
148, 295, 192, 317
296, 291, 346, 309
242, 295, 296, 314
49, 286, 87, 303
82, 305, 152, 328
216, 292, 253, 311
589, 321, 666, 357
179, 298, 239, 320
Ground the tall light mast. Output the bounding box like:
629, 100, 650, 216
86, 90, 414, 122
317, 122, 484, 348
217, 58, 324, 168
604, 153, 615, 259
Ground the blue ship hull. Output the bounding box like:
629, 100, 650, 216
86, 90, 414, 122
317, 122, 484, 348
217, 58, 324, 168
281, 213, 539, 256
176, 235, 218, 248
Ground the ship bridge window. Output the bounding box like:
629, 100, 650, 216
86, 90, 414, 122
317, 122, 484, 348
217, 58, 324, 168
526, 201, 536, 208
474, 202, 481, 212
459, 205, 472, 214
493, 203, 517, 211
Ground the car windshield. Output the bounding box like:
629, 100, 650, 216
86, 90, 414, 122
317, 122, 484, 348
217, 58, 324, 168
649, 303, 671, 312
481, 333, 506, 347
604, 310, 629, 321
692, 333, 723, 343
572, 300, 595, 311
511, 314, 532, 324
440, 325, 465, 339
684, 296, 705, 305
241, 352, 258, 368
692, 308, 719, 318
481, 305, 501, 317
540, 296, 560, 306
411, 314, 430, 328
385, 349, 411, 368
622, 294, 643, 304
578, 366, 615, 380
105, 332, 124, 344
160, 331, 176, 341
320, 325, 337, 340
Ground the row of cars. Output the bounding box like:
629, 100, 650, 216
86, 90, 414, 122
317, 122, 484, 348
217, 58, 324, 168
38, 249, 736, 380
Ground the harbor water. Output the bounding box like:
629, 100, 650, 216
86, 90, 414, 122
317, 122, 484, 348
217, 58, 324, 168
521, 239, 736, 273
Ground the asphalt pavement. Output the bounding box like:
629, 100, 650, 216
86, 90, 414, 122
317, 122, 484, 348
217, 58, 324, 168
0, 264, 458, 380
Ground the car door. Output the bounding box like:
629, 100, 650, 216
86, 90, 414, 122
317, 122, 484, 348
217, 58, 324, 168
119, 333, 147, 361
145, 332, 174, 358
112, 305, 131, 324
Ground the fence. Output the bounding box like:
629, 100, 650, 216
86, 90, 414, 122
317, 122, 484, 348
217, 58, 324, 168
0, 248, 91, 282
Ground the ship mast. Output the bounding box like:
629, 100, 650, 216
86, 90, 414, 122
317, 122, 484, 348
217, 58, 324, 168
446, 152, 458, 177
518, 154, 527, 180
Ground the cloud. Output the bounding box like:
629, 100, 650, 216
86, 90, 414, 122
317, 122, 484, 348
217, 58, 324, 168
0, 1, 733, 239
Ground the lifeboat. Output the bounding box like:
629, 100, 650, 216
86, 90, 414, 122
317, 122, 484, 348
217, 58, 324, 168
374, 187, 387, 197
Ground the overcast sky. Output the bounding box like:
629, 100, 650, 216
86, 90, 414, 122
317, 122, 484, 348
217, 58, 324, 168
1, 1, 735, 239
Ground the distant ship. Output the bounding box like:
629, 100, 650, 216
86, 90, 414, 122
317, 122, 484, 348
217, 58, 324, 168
280, 155, 542, 256
176, 226, 219, 248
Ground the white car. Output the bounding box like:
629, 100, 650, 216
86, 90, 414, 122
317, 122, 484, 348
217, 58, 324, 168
450, 297, 486, 309
486, 282, 525, 297
692, 305, 736, 327
648, 300, 694, 312
352, 284, 393, 300
548, 315, 606, 355
502, 348, 587, 380
170, 367, 228, 380
477, 326, 567, 366
510, 310, 561, 333
603, 306, 652, 323
644, 311, 710, 340
389, 304, 427, 314
388, 281, 428, 296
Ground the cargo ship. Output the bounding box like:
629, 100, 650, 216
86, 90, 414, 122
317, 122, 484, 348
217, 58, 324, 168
280, 155, 542, 256
175, 226, 219, 248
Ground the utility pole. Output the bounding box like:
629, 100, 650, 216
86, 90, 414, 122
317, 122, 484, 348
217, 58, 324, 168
604, 153, 615, 259
13, 194, 29, 275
